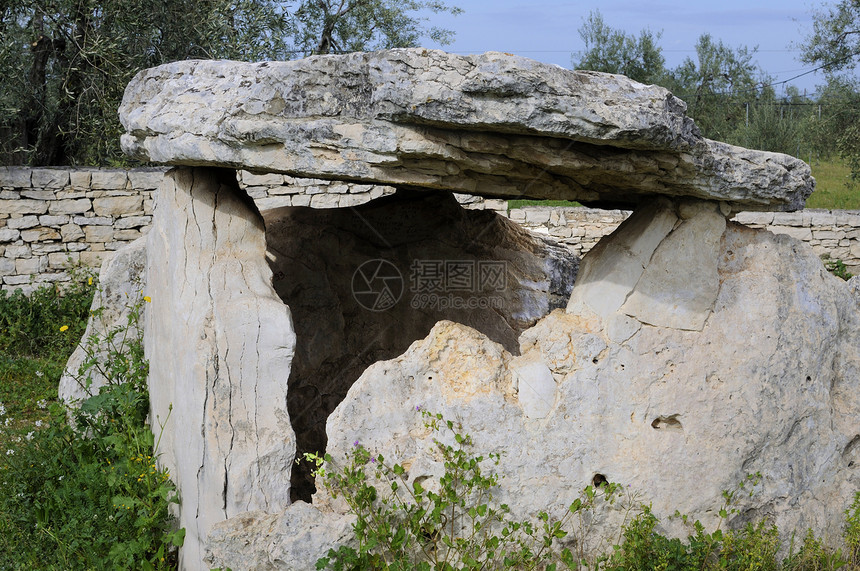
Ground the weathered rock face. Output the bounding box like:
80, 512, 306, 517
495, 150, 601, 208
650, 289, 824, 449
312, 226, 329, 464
236, 198, 860, 567
262, 189, 577, 501
118, 49, 813, 211
104, 48, 840, 570
59, 236, 147, 404
144, 168, 297, 571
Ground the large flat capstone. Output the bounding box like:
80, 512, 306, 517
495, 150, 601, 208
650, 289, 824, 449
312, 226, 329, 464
119, 49, 813, 211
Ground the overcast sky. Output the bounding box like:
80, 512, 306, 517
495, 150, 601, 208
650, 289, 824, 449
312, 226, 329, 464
421, 0, 829, 95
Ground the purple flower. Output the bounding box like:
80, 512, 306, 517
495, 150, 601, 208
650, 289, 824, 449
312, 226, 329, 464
415, 405, 421, 411
353, 440, 359, 448
370, 456, 377, 463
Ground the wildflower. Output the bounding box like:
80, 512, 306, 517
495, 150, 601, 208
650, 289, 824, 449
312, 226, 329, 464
415, 405, 422, 412
36, 400, 47, 410
34, 420, 43, 428
0, 402, 5, 416
35, 370, 43, 378
143, 296, 152, 303
5, 449, 13, 456
353, 440, 359, 447
59, 325, 69, 332
370, 456, 377, 463
88, 276, 93, 286
25, 432, 33, 441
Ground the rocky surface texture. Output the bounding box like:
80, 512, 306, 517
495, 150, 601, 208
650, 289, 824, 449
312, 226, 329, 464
102, 48, 856, 570
144, 168, 297, 570
119, 49, 813, 211
263, 189, 577, 502
58, 236, 147, 404
229, 197, 859, 568
0, 167, 160, 293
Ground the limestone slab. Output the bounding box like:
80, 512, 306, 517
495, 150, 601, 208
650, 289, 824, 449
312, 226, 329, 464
144, 167, 296, 571
119, 50, 813, 211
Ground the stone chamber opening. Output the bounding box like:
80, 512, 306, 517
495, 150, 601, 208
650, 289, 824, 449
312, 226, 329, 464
262, 189, 579, 501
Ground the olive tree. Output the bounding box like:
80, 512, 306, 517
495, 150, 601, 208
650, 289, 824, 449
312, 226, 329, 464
0, 0, 461, 166
572, 9, 666, 85
801, 0, 860, 178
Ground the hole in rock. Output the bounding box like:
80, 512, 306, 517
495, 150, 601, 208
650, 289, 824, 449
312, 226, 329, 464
592, 473, 608, 488
262, 189, 579, 502
843, 435, 860, 466
651, 414, 683, 431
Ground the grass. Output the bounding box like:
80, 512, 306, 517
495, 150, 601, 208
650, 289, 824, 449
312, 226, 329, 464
0, 277, 182, 569
807, 159, 860, 210
0, 273, 95, 447
508, 199, 582, 211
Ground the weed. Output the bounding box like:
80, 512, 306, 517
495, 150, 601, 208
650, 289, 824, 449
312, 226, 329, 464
0, 286, 183, 570
822, 255, 854, 281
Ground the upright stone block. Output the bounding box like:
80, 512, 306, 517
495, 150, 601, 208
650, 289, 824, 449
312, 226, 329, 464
144, 167, 296, 571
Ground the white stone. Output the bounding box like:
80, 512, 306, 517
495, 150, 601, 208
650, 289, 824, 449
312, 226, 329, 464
49, 199, 91, 215
144, 168, 296, 570
39, 215, 70, 226
93, 195, 143, 216
31, 168, 70, 189
620, 201, 725, 330
90, 170, 129, 190
567, 198, 678, 320
0, 166, 31, 188
511, 357, 557, 418
59, 238, 146, 405
60, 224, 85, 242
6, 216, 39, 229
119, 51, 813, 211
305, 216, 860, 562
0, 200, 49, 215
204, 503, 355, 571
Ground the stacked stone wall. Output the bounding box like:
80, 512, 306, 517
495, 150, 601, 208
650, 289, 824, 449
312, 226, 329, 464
510, 206, 860, 274
2, 166, 860, 292
0, 167, 162, 292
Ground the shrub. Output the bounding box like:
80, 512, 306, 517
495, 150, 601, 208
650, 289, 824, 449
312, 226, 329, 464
315, 412, 860, 570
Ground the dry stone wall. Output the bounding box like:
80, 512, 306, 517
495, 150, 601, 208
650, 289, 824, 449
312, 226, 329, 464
510, 206, 860, 274
2, 166, 860, 292
0, 166, 161, 292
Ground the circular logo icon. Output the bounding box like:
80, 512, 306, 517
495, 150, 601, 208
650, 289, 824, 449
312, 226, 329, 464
351, 259, 404, 312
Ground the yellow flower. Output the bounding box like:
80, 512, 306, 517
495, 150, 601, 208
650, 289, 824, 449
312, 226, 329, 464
59, 325, 69, 332
87, 276, 93, 286
143, 296, 152, 303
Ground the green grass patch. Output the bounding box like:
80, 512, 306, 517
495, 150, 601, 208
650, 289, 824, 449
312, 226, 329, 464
805, 159, 860, 210
0, 277, 183, 569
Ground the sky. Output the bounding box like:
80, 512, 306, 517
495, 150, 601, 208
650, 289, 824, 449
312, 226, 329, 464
420, 0, 830, 96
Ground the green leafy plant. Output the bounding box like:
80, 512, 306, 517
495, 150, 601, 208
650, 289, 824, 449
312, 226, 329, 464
0, 270, 96, 437
0, 288, 183, 570
823, 255, 854, 281
308, 410, 631, 570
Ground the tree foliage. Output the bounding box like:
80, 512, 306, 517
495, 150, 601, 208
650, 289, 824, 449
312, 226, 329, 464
801, 0, 860, 178
292, 0, 461, 56
572, 10, 665, 85
571, 10, 833, 160
801, 0, 860, 73
0, 0, 460, 166
665, 34, 766, 141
